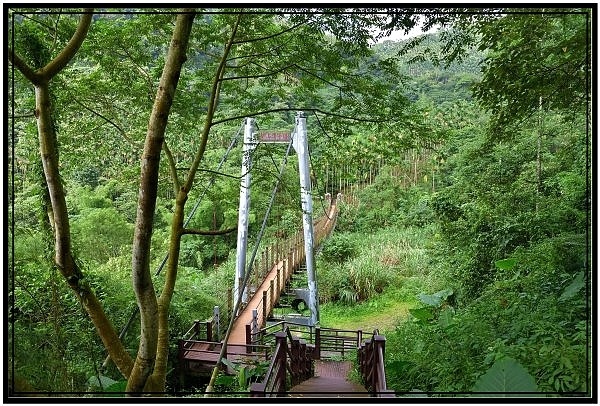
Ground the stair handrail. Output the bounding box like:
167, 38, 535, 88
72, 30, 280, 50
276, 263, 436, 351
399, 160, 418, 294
249, 328, 315, 397
249, 331, 287, 397
358, 329, 395, 397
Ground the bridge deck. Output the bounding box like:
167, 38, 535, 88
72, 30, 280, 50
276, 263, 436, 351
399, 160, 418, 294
227, 259, 286, 344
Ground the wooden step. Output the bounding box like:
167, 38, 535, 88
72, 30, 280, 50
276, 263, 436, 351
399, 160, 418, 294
289, 360, 369, 397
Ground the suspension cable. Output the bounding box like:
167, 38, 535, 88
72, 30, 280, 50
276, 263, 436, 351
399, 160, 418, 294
102, 122, 244, 369
309, 111, 333, 220
205, 133, 295, 395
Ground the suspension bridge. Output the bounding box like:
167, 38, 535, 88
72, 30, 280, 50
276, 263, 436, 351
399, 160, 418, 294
119, 112, 393, 397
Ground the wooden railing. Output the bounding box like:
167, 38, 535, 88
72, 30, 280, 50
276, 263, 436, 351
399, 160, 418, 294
249, 329, 314, 397
316, 327, 362, 359
248, 321, 363, 360
358, 330, 395, 397
181, 318, 218, 342
178, 339, 272, 367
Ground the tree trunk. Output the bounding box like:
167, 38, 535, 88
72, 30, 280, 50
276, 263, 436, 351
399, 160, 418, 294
127, 10, 195, 394
10, 10, 135, 379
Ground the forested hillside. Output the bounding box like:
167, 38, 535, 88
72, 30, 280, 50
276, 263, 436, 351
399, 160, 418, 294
8, 7, 592, 397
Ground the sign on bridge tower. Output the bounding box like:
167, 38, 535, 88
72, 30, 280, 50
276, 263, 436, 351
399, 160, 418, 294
233, 112, 319, 326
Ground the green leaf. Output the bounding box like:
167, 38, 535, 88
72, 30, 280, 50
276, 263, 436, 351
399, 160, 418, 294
494, 258, 517, 271
473, 357, 538, 394
238, 365, 248, 389
221, 357, 239, 372
105, 380, 127, 393
86, 374, 117, 390
417, 289, 453, 307
558, 272, 585, 302
409, 307, 434, 322
438, 307, 454, 328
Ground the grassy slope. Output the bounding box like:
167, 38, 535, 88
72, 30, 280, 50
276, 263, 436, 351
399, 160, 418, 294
318, 225, 438, 333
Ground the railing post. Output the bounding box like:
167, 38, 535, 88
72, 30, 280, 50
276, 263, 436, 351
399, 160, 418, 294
275, 331, 287, 393
262, 291, 268, 325
315, 328, 321, 360
276, 266, 281, 295
245, 324, 252, 351
206, 321, 212, 343
268, 245, 272, 269
193, 319, 200, 339
249, 308, 259, 353
269, 280, 275, 315
374, 335, 386, 392
213, 306, 220, 342
254, 258, 259, 286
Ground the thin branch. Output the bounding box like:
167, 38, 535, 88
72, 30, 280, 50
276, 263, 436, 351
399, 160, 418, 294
162, 140, 180, 194
9, 112, 36, 119
226, 43, 286, 63
40, 9, 93, 80
292, 63, 341, 89
181, 226, 237, 236
69, 96, 124, 136
183, 13, 241, 193
211, 107, 390, 126
219, 63, 294, 82
12, 12, 58, 33
232, 21, 306, 44
116, 43, 156, 102
63, 89, 143, 150
196, 168, 245, 180
49, 10, 62, 55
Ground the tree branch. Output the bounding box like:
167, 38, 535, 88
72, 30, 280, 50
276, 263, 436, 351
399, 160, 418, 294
181, 226, 237, 236
183, 13, 241, 193
197, 168, 246, 180
162, 140, 180, 195
8, 48, 41, 84
232, 21, 306, 44
219, 63, 294, 82
226, 43, 286, 64
211, 107, 390, 126
40, 9, 93, 80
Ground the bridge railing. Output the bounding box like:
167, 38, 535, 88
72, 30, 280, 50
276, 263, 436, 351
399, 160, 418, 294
249, 321, 364, 360
316, 327, 362, 359
249, 329, 314, 397
358, 330, 395, 397
250, 326, 393, 397
241, 200, 340, 339
178, 339, 273, 365
181, 318, 219, 342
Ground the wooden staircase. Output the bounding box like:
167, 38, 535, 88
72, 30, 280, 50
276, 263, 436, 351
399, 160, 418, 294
289, 360, 368, 397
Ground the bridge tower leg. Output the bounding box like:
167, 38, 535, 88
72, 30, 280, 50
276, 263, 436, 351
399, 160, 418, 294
293, 111, 319, 325
234, 118, 256, 313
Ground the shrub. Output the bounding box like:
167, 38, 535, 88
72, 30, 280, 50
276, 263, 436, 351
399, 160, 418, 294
321, 233, 357, 263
